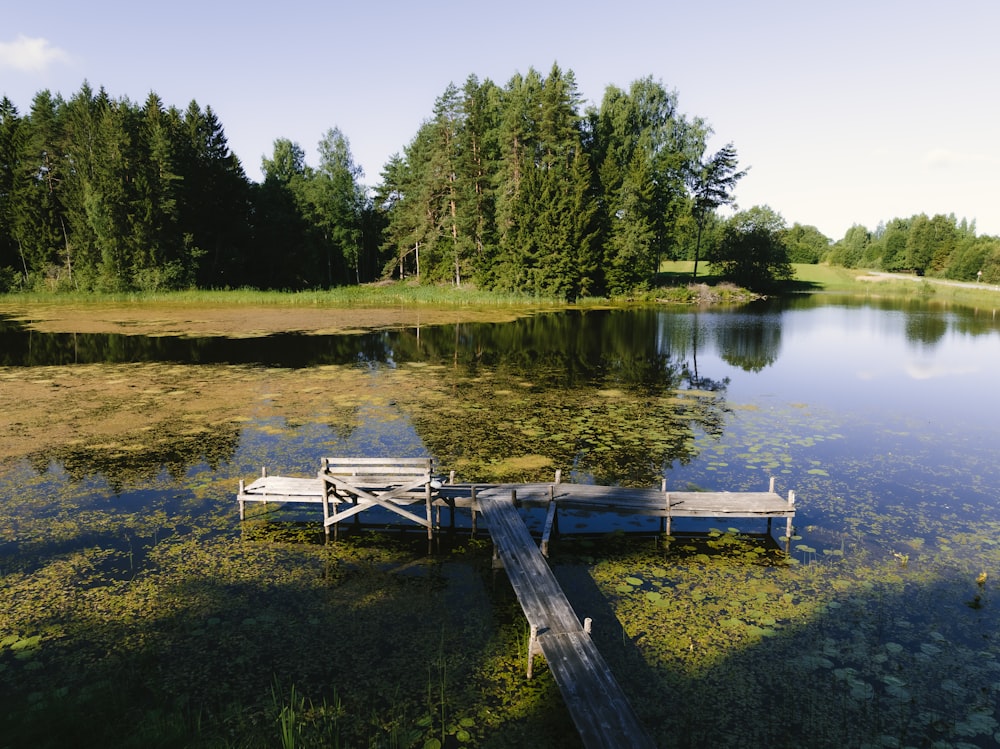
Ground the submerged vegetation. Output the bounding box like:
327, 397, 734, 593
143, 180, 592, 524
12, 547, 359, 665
1, 297, 1000, 747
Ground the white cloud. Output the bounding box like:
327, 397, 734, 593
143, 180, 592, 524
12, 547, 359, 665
923, 148, 966, 169
905, 362, 979, 380
0, 34, 71, 73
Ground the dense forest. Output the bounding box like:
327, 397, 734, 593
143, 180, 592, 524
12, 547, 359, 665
2, 64, 999, 296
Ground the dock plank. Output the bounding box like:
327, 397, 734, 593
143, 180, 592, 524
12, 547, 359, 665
477, 488, 580, 632
476, 487, 657, 749
538, 631, 657, 749
243, 475, 323, 499
485, 483, 794, 519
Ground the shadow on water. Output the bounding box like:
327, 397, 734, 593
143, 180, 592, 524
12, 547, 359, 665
0, 316, 396, 367
0, 306, 788, 374
3, 520, 996, 748
4, 300, 1000, 746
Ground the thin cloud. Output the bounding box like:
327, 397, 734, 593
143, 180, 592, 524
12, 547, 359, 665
923, 148, 967, 169
0, 34, 71, 73
905, 362, 979, 380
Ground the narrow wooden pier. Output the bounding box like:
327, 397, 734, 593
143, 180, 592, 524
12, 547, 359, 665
476, 485, 657, 748
237, 459, 799, 749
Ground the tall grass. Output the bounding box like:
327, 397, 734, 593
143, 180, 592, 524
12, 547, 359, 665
0, 283, 579, 309
5, 265, 997, 311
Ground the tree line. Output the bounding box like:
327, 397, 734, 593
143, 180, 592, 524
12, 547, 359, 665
0, 82, 386, 292
0, 66, 756, 295
2, 66, 998, 296
823, 214, 1000, 283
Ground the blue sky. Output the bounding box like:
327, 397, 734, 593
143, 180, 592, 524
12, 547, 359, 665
3, 0, 999, 240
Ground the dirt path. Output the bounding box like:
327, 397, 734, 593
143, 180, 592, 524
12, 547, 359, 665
860, 271, 1000, 292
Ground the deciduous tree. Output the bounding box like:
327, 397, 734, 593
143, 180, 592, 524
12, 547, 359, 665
710, 205, 793, 291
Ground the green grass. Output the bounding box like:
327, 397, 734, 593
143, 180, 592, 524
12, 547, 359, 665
6, 264, 999, 311
660, 260, 1000, 309
0, 283, 584, 309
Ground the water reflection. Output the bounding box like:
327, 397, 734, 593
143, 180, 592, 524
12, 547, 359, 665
4, 298, 1000, 748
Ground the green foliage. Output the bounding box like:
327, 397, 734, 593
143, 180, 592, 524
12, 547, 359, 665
379, 66, 725, 299
593, 78, 703, 294
825, 213, 1000, 283
687, 143, 748, 280
709, 205, 794, 291
1, 68, 745, 298
781, 223, 829, 264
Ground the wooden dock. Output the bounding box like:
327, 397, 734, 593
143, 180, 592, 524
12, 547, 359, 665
237, 460, 799, 749
476, 485, 657, 748
239, 473, 796, 545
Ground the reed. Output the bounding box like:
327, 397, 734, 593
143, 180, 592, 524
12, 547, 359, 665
0, 283, 580, 309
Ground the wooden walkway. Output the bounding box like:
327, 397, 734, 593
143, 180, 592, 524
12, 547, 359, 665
239, 474, 796, 544
238, 462, 799, 749
476, 485, 657, 748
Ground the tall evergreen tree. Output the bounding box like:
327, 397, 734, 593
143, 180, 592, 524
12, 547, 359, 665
179, 101, 251, 287
134, 94, 187, 288
491, 68, 543, 290
253, 137, 318, 289
489, 64, 598, 298
59, 82, 105, 286
16, 90, 69, 285
0, 97, 24, 284
457, 75, 500, 285
387, 123, 439, 282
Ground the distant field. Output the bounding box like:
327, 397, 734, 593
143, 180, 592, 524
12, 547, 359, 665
658, 260, 859, 289
659, 261, 1000, 308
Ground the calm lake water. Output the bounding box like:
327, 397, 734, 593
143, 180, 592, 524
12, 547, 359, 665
3, 295, 1000, 747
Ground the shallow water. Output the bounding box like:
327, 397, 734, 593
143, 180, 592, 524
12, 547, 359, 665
2, 297, 1000, 747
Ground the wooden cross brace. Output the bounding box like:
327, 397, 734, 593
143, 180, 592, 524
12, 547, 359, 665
320, 472, 434, 532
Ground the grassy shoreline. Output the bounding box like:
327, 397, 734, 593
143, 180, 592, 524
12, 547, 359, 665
1, 264, 998, 333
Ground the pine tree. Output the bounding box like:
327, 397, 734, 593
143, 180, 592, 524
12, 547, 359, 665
178, 101, 251, 287
252, 140, 310, 289
59, 82, 105, 286
16, 90, 69, 285
134, 94, 187, 288
457, 75, 500, 285
491, 69, 543, 290
688, 142, 747, 280
0, 97, 24, 284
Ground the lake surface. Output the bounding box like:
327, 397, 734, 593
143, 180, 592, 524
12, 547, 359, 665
2, 295, 1000, 747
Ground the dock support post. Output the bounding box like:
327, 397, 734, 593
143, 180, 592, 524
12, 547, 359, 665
786, 490, 796, 541
425, 481, 433, 540
238, 480, 245, 521
661, 478, 671, 537
554, 468, 562, 484
471, 485, 478, 536
584, 617, 592, 635
541, 485, 558, 558
527, 624, 539, 679
320, 459, 332, 539
769, 476, 776, 492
